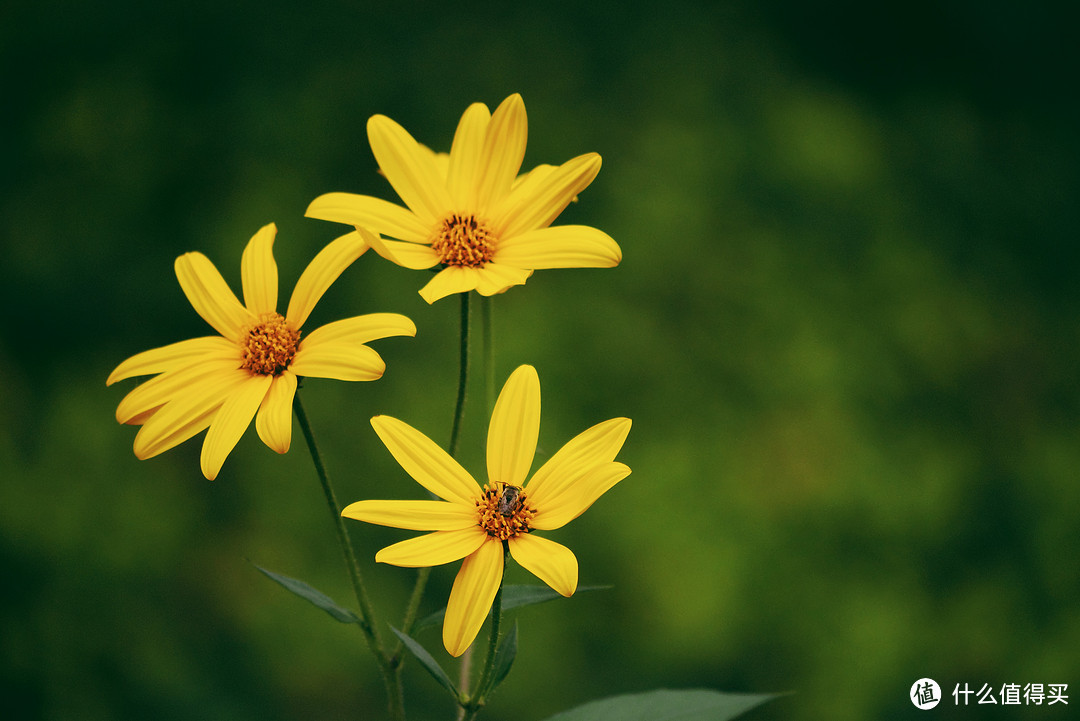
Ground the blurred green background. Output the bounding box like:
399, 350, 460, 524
2, 1, 1077, 719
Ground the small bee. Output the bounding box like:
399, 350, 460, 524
497, 484, 523, 517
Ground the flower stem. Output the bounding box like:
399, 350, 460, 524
293, 391, 404, 721
481, 294, 495, 415
460, 549, 509, 721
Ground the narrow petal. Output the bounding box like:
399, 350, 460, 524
495, 153, 602, 238
175, 252, 253, 341
444, 540, 504, 657
375, 528, 489, 567
284, 229, 369, 330
529, 462, 631, 531
368, 114, 452, 225
417, 266, 483, 304
240, 223, 278, 316
474, 94, 527, 213
526, 417, 631, 502
342, 500, 479, 531
200, 374, 273, 480
298, 313, 416, 351
305, 192, 430, 243
132, 368, 250, 459
508, 533, 578, 596
494, 225, 621, 269
115, 356, 239, 425
255, 371, 296, 454
367, 233, 440, 270
472, 263, 532, 296
486, 365, 540, 488
446, 102, 491, 209
289, 343, 386, 381
370, 416, 481, 504
107, 336, 238, 386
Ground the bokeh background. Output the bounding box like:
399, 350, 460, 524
2, 1, 1077, 719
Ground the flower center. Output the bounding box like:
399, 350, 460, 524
431, 213, 496, 268
240, 313, 300, 376
476, 483, 534, 540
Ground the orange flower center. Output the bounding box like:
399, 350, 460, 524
476, 482, 534, 540
431, 213, 496, 268
240, 313, 300, 376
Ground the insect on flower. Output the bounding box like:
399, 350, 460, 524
497, 484, 523, 517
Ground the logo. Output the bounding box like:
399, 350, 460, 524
912, 678, 941, 710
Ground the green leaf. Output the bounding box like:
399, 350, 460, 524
540, 689, 782, 721
253, 564, 360, 625
486, 620, 518, 696
415, 584, 611, 631
390, 626, 460, 701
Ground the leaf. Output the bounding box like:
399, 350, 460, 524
540, 689, 782, 721
415, 584, 611, 631
486, 620, 518, 696
390, 626, 460, 702
253, 564, 361, 625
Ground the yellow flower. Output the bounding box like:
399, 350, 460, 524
306, 93, 621, 304
342, 365, 631, 656
107, 223, 416, 480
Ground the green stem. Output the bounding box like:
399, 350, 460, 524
461, 549, 509, 721
293, 391, 404, 721
480, 294, 495, 415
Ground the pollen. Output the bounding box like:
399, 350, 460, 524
431, 213, 496, 268
476, 483, 535, 540
240, 313, 300, 376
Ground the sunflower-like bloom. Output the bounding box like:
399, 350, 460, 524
305, 93, 622, 304
107, 223, 416, 480
342, 365, 631, 656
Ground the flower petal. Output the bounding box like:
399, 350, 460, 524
289, 343, 386, 381
446, 101, 491, 209
444, 540, 503, 657
368, 113, 452, 225
370, 415, 481, 504
494, 225, 621, 269
240, 223, 278, 316
374, 528, 489, 567
367, 233, 440, 270
529, 462, 631, 531
115, 356, 239, 425
526, 417, 631, 502
508, 533, 578, 597
417, 266, 483, 304
474, 94, 527, 213
495, 153, 602, 238
284, 229, 369, 330
487, 365, 540, 488
305, 192, 430, 243
342, 500, 479, 531
200, 374, 273, 480
107, 336, 238, 386
473, 263, 533, 296
298, 313, 416, 351
255, 370, 296, 454
175, 251, 253, 341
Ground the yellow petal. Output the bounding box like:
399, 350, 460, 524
255, 371, 296, 454
472, 263, 533, 296
298, 313, 416, 350
342, 500, 479, 531
289, 343, 385, 381
525, 417, 631, 502
495, 153, 601, 238
115, 356, 239, 424
367, 233, 440, 270
417, 266, 483, 304
200, 374, 273, 480
284, 229, 369, 330
494, 225, 621, 269
486, 365, 540, 487
175, 251, 253, 341
529, 462, 631, 531
132, 368, 249, 459
474, 94, 527, 213
446, 101, 491, 208
375, 528, 489, 567
443, 540, 503, 657
370, 416, 481, 504
107, 336, 237, 386
367, 113, 452, 225
508, 533, 578, 596
240, 223, 278, 316
305, 192, 430, 243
